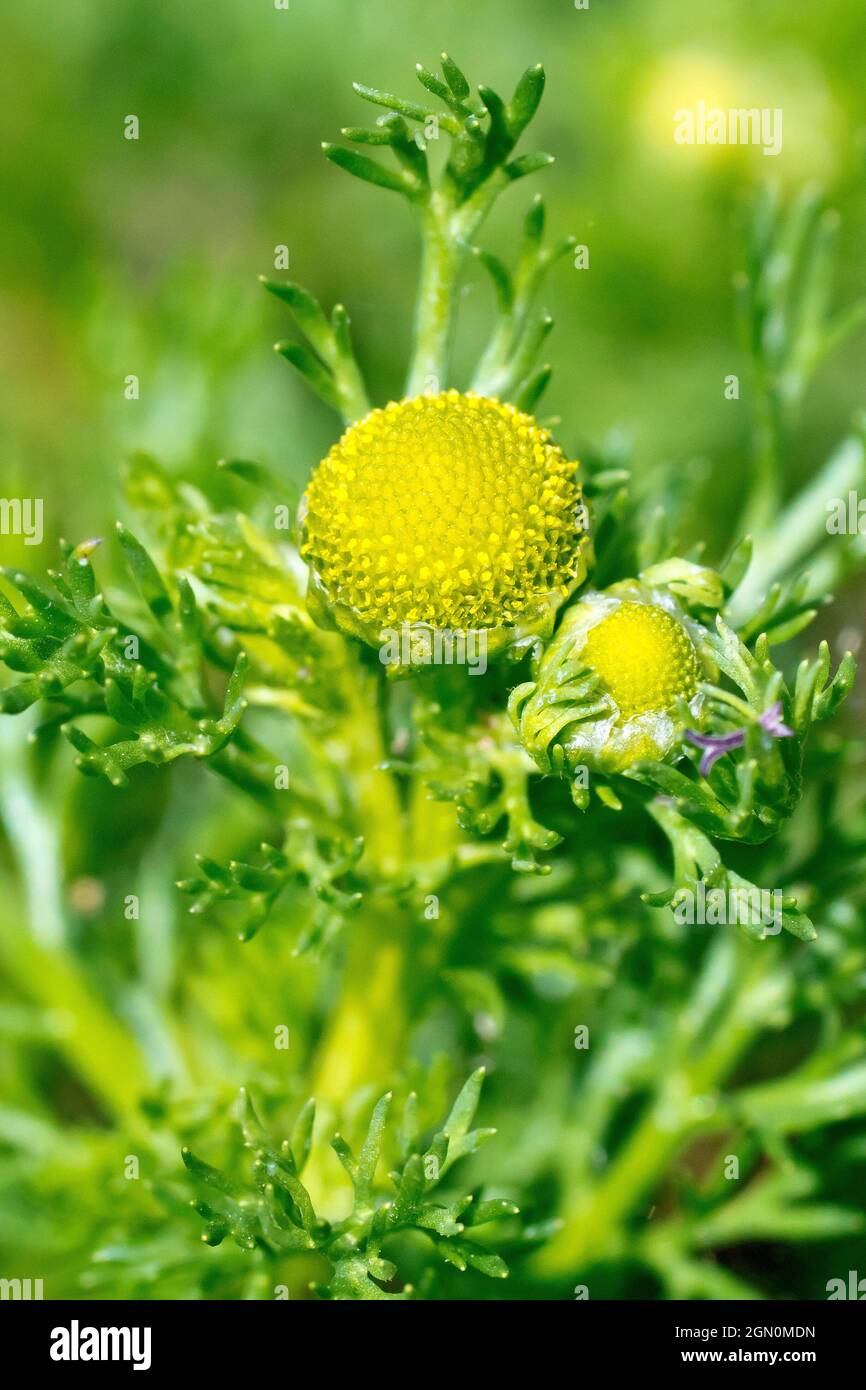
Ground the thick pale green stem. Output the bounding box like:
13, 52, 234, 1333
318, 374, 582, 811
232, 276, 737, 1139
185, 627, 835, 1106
406, 196, 463, 397
310, 667, 407, 1105
306, 679, 462, 1219
311, 902, 409, 1107
405, 175, 506, 398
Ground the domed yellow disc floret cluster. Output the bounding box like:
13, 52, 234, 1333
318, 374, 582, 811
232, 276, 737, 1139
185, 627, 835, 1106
301, 391, 587, 632
582, 601, 700, 719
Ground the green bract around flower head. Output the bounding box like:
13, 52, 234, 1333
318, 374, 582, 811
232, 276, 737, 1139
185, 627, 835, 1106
510, 578, 710, 788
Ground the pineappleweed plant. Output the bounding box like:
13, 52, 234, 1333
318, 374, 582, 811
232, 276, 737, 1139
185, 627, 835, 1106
1, 55, 865, 1301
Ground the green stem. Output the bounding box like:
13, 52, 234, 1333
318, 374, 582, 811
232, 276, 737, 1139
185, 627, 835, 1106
739, 381, 783, 539
0, 721, 66, 949
0, 767, 148, 1128
406, 195, 463, 396
310, 667, 408, 1109
0, 724, 151, 1129
728, 432, 866, 624
0, 915, 152, 1131
536, 940, 776, 1277
405, 174, 506, 397
306, 677, 462, 1219
341, 662, 405, 876
311, 901, 410, 1108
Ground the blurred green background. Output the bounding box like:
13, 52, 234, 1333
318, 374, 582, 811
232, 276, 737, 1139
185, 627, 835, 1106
1, 0, 865, 1301
2, 0, 865, 538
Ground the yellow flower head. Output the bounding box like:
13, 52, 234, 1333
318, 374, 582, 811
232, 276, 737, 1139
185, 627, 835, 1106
511, 581, 706, 780
301, 391, 590, 644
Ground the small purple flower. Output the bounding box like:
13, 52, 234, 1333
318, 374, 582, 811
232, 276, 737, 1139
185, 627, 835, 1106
758, 700, 794, 740
686, 700, 794, 777
685, 727, 745, 777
